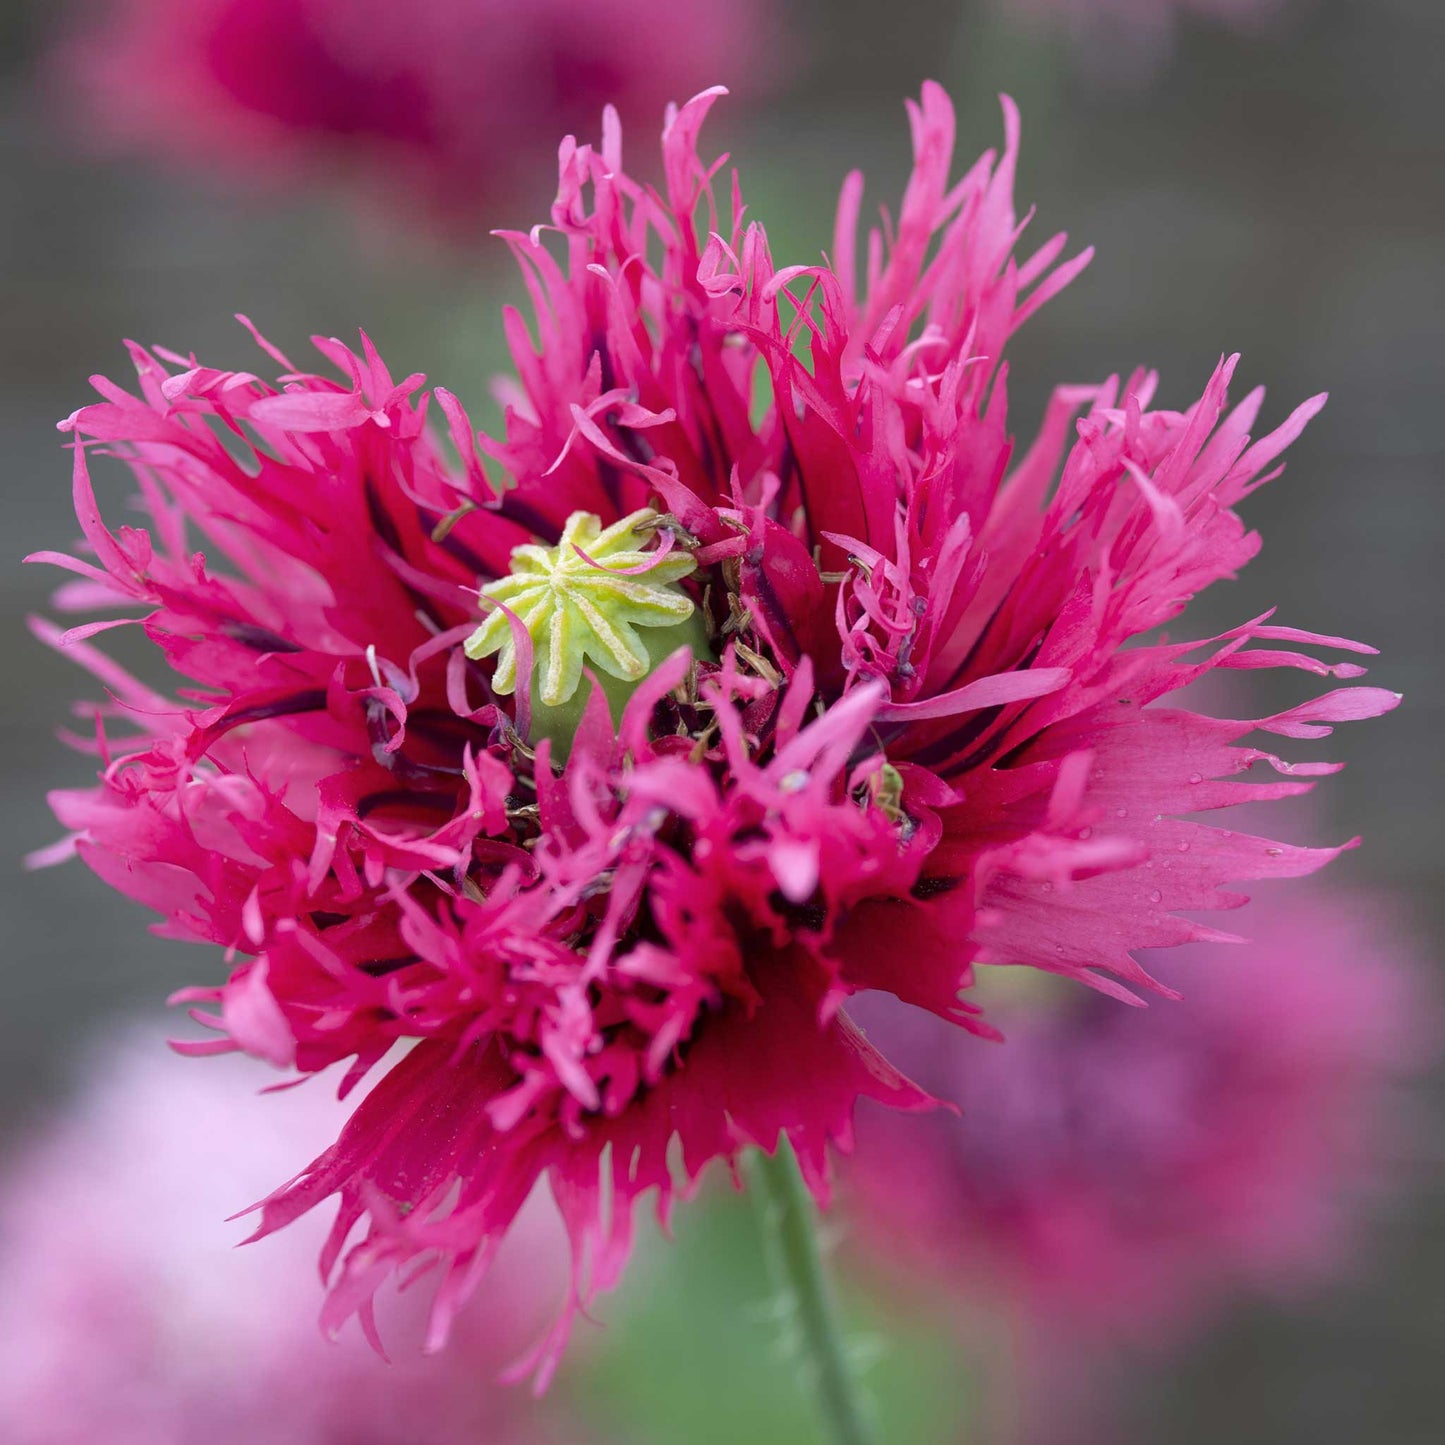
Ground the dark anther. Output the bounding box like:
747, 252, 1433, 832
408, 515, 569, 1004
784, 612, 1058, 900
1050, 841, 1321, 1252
221, 622, 304, 653
911, 875, 960, 900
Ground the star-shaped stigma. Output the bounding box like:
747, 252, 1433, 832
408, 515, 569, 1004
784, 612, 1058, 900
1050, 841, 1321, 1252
464, 509, 701, 707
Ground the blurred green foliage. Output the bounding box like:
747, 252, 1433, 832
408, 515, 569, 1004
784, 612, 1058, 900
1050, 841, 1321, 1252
572, 1180, 969, 1444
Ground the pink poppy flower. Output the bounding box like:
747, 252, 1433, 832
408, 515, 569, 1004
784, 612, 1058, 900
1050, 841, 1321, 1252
32, 83, 1397, 1377
0, 1031, 579, 1444
51, 0, 775, 231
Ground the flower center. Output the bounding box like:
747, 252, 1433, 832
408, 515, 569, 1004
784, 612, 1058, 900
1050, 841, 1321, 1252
464, 509, 709, 749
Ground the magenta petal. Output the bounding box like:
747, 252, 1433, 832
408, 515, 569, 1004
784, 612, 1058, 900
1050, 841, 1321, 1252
874, 666, 1072, 721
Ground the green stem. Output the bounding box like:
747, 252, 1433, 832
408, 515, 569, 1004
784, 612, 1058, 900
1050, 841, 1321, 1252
748, 1140, 880, 1445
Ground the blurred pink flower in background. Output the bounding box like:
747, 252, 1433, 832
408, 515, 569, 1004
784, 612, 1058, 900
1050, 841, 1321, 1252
0, 1033, 580, 1445
50, 0, 775, 231
847, 884, 1433, 1439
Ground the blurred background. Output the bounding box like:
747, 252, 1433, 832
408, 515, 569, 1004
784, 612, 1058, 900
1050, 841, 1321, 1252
1, 0, 1441, 1440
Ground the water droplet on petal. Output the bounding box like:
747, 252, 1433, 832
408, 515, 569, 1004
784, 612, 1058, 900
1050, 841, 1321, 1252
1188, 772, 1203, 785
1149, 889, 1163, 904
1177, 840, 1190, 853
1115, 807, 1128, 818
